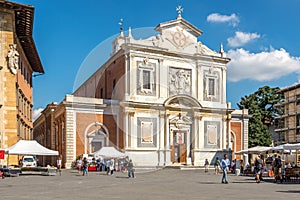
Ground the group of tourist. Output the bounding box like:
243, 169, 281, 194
253, 153, 297, 184
204, 152, 299, 184
76, 156, 135, 178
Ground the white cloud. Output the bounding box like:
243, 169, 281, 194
207, 13, 239, 26
227, 48, 300, 82
33, 108, 44, 121
227, 31, 260, 47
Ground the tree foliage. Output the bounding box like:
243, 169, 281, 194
237, 86, 283, 147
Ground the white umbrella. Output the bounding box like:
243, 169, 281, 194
235, 149, 248, 155
270, 145, 284, 151
283, 143, 300, 150
235, 146, 272, 155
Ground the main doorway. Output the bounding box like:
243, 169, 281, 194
171, 130, 187, 163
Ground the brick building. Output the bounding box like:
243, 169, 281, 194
0, 0, 44, 165
230, 109, 250, 160
33, 12, 249, 168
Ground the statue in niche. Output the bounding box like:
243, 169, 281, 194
7, 44, 19, 75
170, 69, 191, 95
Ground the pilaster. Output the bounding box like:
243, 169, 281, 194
65, 107, 76, 169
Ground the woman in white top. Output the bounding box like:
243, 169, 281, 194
77, 158, 82, 174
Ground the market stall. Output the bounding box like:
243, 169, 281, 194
5, 140, 59, 156
3, 140, 59, 176
235, 146, 272, 176
91, 147, 127, 172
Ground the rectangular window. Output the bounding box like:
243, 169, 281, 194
143, 70, 151, 90
141, 122, 153, 143
112, 79, 116, 93
208, 78, 215, 96
100, 88, 103, 98
297, 115, 300, 135
137, 61, 156, 96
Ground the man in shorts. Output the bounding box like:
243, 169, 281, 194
273, 154, 282, 183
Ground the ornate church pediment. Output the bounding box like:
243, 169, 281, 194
153, 17, 200, 52
165, 95, 202, 109
111, 7, 225, 60
170, 113, 192, 129
168, 98, 194, 109
170, 114, 192, 124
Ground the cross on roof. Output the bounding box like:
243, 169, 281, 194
176, 5, 184, 15
118, 18, 123, 31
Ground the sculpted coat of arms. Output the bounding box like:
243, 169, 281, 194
169, 68, 191, 95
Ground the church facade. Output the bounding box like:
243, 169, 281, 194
33, 13, 249, 168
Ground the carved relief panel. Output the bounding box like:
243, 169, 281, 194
169, 67, 191, 96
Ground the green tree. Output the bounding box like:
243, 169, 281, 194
237, 86, 283, 147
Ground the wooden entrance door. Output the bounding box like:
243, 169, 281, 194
171, 131, 187, 164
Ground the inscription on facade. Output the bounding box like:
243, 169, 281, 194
204, 121, 220, 148
137, 117, 157, 147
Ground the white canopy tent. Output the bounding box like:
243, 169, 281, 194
6, 140, 59, 156
92, 147, 126, 159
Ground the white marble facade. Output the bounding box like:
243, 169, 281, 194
111, 15, 231, 166
73, 14, 232, 167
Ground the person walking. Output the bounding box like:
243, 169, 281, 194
110, 159, 115, 175
204, 159, 209, 173
77, 157, 82, 174
57, 156, 62, 176
96, 158, 101, 171
221, 154, 230, 184
254, 155, 263, 183
273, 154, 283, 183
106, 159, 111, 175
82, 157, 88, 176
128, 159, 135, 178
214, 157, 220, 174
240, 159, 244, 174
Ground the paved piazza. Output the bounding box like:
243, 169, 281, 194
1, 168, 299, 199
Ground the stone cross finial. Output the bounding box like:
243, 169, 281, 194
118, 18, 124, 37
219, 43, 225, 57
118, 18, 123, 31
176, 5, 183, 19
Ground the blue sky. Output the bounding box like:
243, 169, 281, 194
14, 0, 300, 118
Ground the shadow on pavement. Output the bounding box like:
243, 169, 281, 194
115, 176, 130, 179
197, 182, 218, 184
276, 190, 300, 193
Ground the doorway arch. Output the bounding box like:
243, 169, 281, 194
164, 95, 202, 165
84, 122, 109, 154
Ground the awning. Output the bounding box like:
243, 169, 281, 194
92, 147, 126, 159
235, 146, 272, 155
283, 143, 300, 150
5, 140, 59, 156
